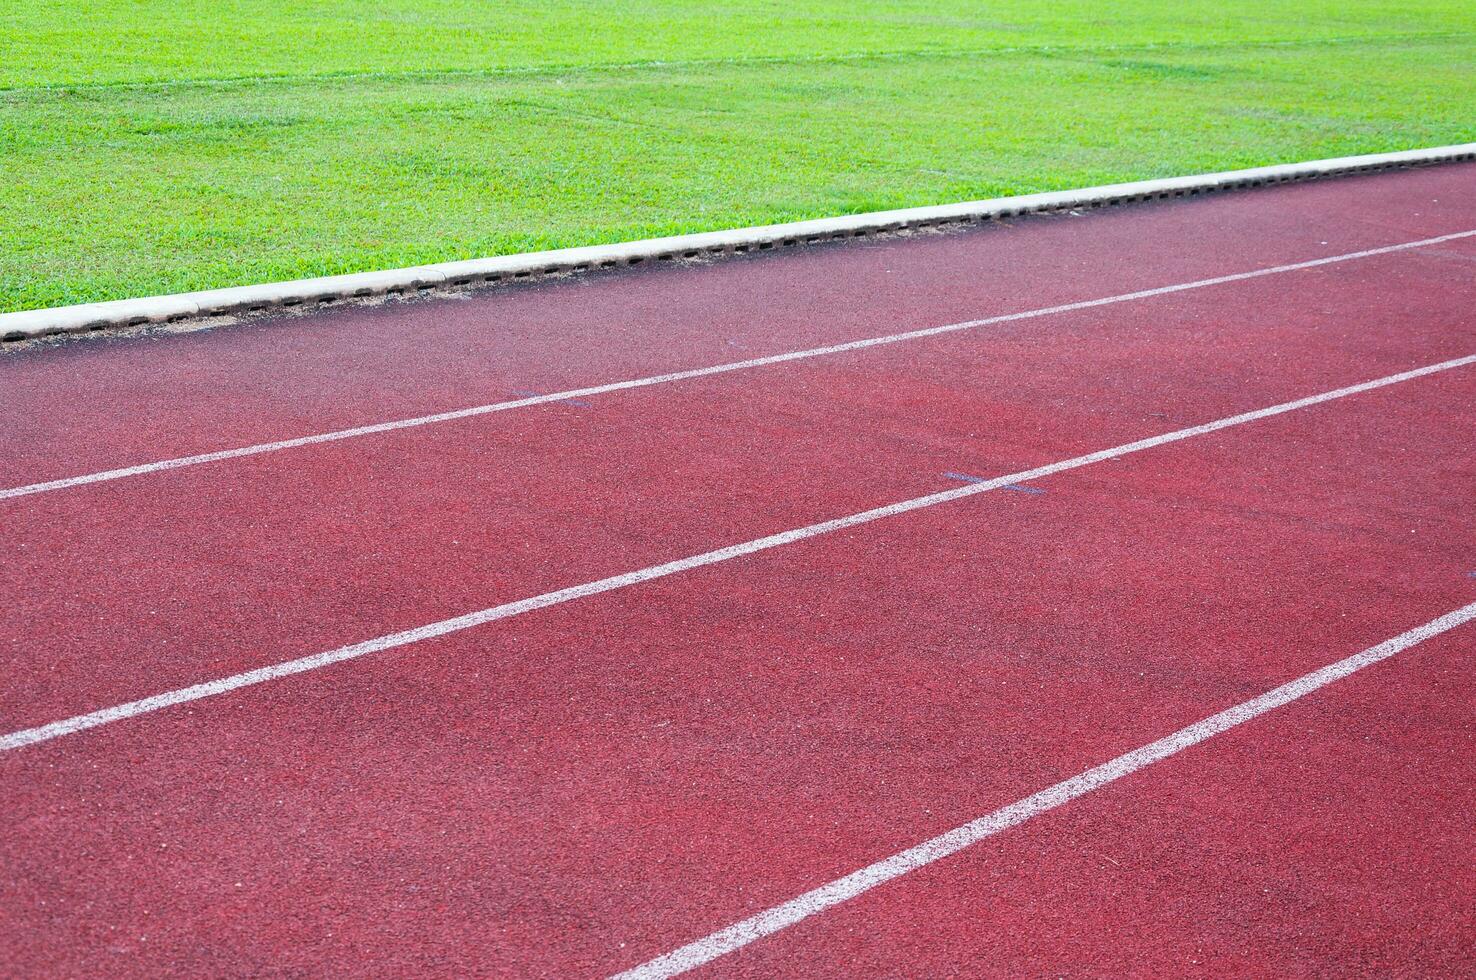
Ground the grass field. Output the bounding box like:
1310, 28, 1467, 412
3, 1, 1473, 314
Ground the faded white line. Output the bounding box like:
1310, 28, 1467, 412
5, 229, 1475, 503
613, 600, 1476, 979
3, 351, 1472, 753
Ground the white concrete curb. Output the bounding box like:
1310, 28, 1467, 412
5, 142, 1475, 342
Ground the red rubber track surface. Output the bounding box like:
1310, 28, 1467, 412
3, 164, 1475, 977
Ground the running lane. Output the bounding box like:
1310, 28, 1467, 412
4, 345, 1473, 977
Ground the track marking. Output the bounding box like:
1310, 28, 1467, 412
2, 352, 1471, 753
612, 600, 1476, 979
4, 229, 1474, 503
944, 472, 1046, 494
514, 389, 593, 408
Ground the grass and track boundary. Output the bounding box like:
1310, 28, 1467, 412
4, 142, 1474, 343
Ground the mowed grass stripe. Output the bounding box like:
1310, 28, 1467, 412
9, 0, 1473, 89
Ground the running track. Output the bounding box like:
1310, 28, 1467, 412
4, 163, 1475, 976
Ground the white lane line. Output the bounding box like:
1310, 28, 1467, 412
5, 229, 1474, 503
612, 600, 1476, 979
3, 351, 1472, 753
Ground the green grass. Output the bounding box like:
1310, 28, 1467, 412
2, 1, 1473, 313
